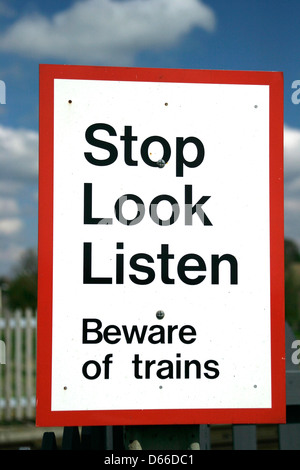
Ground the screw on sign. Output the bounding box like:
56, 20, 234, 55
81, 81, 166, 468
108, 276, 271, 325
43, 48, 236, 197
156, 310, 165, 320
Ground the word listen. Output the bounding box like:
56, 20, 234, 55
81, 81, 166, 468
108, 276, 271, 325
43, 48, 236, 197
83, 242, 238, 285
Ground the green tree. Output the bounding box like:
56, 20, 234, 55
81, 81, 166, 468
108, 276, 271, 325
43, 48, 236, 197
285, 239, 300, 268
285, 239, 300, 333
6, 249, 38, 311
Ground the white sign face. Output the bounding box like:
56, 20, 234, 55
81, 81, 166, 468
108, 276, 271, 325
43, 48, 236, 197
37, 66, 285, 426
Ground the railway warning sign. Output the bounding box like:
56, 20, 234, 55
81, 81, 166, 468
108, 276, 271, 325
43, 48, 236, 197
37, 65, 285, 426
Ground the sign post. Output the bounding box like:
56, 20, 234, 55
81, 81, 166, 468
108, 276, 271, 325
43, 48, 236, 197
37, 65, 285, 426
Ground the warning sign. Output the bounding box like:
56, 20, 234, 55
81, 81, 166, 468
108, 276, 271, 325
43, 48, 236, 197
37, 65, 285, 426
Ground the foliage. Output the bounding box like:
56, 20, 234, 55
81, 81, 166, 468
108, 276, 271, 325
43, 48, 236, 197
285, 239, 300, 268
6, 249, 37, 311
285, 239, 300, 333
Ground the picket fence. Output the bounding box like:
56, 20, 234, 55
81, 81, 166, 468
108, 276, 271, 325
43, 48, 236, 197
0, 309, 36, 422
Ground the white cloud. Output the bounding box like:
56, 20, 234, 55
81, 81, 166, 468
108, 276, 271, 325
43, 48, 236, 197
0, 124, 38, 183
0, 124, 38, 275
285, 198, 300, 213
284, 125, 300, 245
0, 242, 24, 274
0, 197, 19, 215
0, 0, 216, 65
284, 124, 300, 183
0, 218, 22, 235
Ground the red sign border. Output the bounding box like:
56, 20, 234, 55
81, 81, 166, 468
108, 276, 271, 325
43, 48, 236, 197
37, 64, 285, 426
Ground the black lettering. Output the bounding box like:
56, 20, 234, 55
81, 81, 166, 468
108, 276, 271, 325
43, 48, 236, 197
122, 325, 148, 344
185, 185, 212, 225
84, 123, 118, 166
184, 359, 201, 379
150, 194, 180, 226
82, 360, 101, 380
178, 325, 197, 344
129, 253, 155, 285
83, 242, 113, 284
132, 354, 143, 379
84, 183, 112, 225
115, 194, 145, 225
140, 136, 171, 167
176, 136, 205, 177
156, 360, 173, 379
157, 244, 175, 284
167, 325, 179, 343
103, 325, 121, 344
177, 254, 206, 285
102, 354, 113, 379
148, 325, 165, 344
211, 254, 238, 284
204, 360, 220, 379
120, 125, 138, 166
116, 242, 124, 284
145, 359, 156, 379
82, 318, 102, 344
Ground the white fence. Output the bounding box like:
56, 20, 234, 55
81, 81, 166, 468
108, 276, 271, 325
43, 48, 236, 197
0, 310, 36, 422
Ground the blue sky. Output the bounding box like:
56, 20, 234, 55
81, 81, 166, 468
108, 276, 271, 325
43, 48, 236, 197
0, 0, 300, 276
